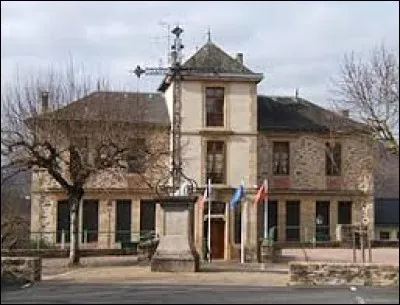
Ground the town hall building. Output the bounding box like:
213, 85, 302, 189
30, 39, 375, 261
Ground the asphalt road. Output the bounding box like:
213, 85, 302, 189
1, 283, 399, 304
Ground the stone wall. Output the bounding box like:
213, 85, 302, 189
31, 125, 169, 193
1, 257, 42, 283
289, 261, 399, 286
257, 133, 374, 193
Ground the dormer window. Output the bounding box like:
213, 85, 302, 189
205, 87, 224, 127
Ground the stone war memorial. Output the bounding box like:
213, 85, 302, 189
151, 196, 200, 272
134, 26, 201, 272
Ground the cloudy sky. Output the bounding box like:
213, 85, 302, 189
1, 1, 399, 108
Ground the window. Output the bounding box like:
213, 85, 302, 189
315, 201, 330, 241
82, 200, 99, 243
326, 142, 341, 176
140, 200, 156, 233
379, 231, 390, 240
127, 138, 146, 174
205, 87, 224, 127
234, 202, 242, 244
338, 201, 352, 224
286, 200, 300, 241
206, 141, 225, 184
266, 200, 278, 242
115, 200, 132, 243
273, 142, 289, 175
56, 200, 70, 243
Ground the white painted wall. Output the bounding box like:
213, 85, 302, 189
228, 82, 256, 133
181, 81, 203, 132
181, 134, 202, 186
164, 84, 174, 125
228, 137, 251, 186
166, 78, 258, 187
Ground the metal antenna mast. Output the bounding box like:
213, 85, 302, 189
130, 25, 199, 196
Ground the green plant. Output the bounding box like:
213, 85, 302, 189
262, 227, 276, 246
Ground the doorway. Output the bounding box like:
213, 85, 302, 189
203, 218, 225, 260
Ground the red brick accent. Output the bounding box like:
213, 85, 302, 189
272, 176, 291, 189
326, 176, 343, 190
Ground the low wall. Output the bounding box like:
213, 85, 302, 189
1, 257, 42, 283
289, 261, 399, 286
1, 248, 139, 258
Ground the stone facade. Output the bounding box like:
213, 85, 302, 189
257, 132, 375, 243
289, 261, 399, 286
30, 126, 169, 247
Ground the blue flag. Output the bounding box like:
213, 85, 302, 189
230, 182, 245, 209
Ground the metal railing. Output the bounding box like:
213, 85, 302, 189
1, 230, 158, 251
260, 224, 358, 245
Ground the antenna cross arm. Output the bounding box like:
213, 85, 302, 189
130, 66, 171, 78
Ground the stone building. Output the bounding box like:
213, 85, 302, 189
30, 40, 375, 261
374, 144, 399, 241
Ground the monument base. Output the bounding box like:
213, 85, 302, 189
151, 252, 200, 272
150, 196, 200, 273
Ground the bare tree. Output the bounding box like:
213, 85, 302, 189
330, 44, 399, 154
1, 170, 30, 250
1, 61, 170, 266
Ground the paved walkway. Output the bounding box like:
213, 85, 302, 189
39, 248, 398, 286
43, 265, 290, 286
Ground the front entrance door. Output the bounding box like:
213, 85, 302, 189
204, 218, 225, 260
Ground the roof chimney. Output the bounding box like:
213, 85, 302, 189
41, 91, 49, 113
236, 53, 243, 65
340, 109, 349, 118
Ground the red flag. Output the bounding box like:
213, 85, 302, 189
198, 188, 208, 209
254, 180, 267, 204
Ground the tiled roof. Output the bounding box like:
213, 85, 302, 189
39, 91, 170, 126
181, 41, 256, 75
158, 41, 263, 92
257, 95, 367, 133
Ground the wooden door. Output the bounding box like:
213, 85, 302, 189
204, 219, 225, 260
210, 219, 225, 259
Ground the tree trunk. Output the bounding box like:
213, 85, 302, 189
68, 191, 83, 266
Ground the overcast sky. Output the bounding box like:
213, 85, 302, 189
1, 1, 399, 108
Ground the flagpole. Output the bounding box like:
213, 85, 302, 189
263, 179, 268, 239
207, 178, 211, 263
240, 179, 245, 264
241, 199, 245, 264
